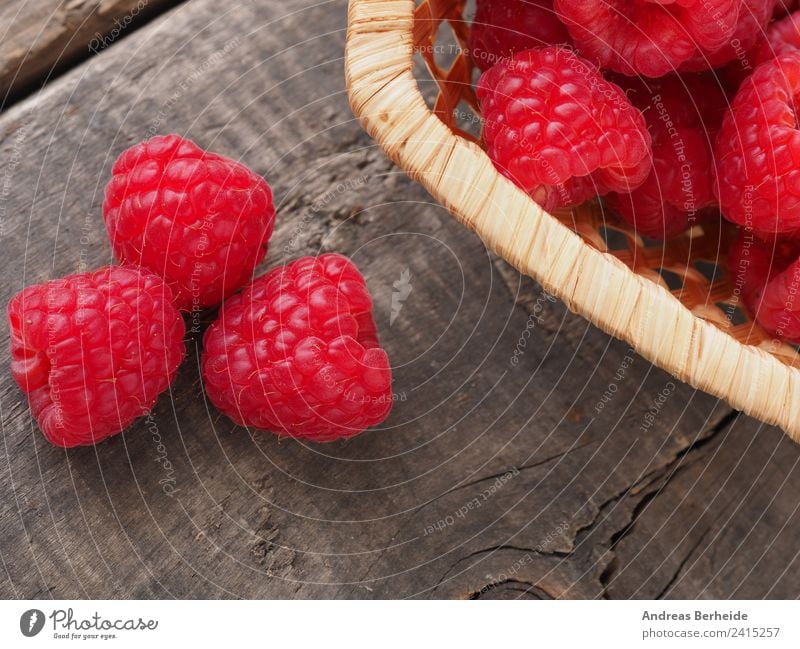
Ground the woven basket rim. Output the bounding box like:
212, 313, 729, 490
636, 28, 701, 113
344, 0, 800, 442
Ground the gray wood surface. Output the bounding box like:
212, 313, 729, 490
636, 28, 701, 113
0, 0, 177, 106
0, 0, 798, 599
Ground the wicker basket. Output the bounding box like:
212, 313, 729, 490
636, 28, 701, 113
344, 0, 800, 442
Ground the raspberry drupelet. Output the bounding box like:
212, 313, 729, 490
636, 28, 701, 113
7, 265, 185, 447
201, 254, 392, 442
103, 134, 276, 312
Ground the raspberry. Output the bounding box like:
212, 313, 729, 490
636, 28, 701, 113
715, 52, 800, 234
554, 0, 740, 77
476, 46, 651, 212
201, 254, 392, 442
103, 134, 275, 312
752, 9, 800, 66
682, 0, 776, 71
606, 75, 725, 239
7, 266, 185, 447
729, 230, 791, 301
468, 0, 571, 72
728, 229, 800, 340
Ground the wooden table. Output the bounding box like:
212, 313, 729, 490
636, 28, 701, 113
0, 0, 798, 600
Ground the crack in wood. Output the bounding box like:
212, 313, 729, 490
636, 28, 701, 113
598, 409, 738, 597
468, 578, 555, 600
655, 522, 716, 600
433, 544, 571, 595
410, 439, 596, 518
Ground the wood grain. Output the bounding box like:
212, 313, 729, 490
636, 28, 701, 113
0, 0, 797, 599
0, 0, 179, 107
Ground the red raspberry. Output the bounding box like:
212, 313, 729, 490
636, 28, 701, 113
729, 229, 792, 301
715, 52, 800, 235
606, 135, 713, 239
554, 0, 740, 77
606, 75, 725, 239
752, 9, 800, 66
7, 266, 185, 447
103, 134, 275, 312
476, 46, 651, 211
468, 0, 571, 72
201, 254, 392, 442
637, 73, 731, 132
728, 229, 800, 340
682, 0, 776, 71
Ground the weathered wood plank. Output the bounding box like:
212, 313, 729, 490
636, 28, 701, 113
0, 0, 797, 599
0, 0, 178, 106
603, 416, 800, 599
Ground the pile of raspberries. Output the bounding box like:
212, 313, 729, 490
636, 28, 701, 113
472, 0, 800, 342
8, 135, 392, 447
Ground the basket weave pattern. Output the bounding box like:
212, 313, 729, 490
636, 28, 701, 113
345, 0, 800, 441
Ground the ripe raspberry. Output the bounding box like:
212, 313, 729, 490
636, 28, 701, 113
752, 9, 800, 66
468, 0, 571, 72
682, 0, 776, 71
7, 266, 185, 447
728, 229, 800, 340
715, 52, 800, 234
476, 46, 651, 212
729, 229, 790, 301
606, 137, 713, 239
554, 0, 740, 77
202, 254, 392, 442
103, 134, 275, 312
606, 75, 725, 239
